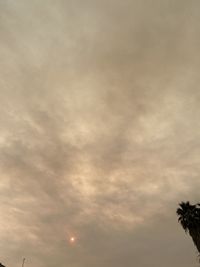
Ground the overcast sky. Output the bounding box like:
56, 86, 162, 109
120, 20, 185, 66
1, 1, 200, 267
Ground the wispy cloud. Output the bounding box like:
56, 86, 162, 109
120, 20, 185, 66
0, 1, 200, 266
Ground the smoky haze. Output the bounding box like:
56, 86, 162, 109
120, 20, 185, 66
0, 1, 200, 267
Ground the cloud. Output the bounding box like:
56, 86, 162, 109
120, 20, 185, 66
0, 1, 200, 267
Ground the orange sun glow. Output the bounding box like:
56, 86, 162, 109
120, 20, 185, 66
70, 237, 75, 243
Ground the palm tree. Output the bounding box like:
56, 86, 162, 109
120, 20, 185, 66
177, 201, 200, 253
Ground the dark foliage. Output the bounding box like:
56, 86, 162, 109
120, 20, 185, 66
177, 201, 200, 254
177, 201, 200, 232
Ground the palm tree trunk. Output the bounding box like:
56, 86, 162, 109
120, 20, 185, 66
189, 228, 200, 253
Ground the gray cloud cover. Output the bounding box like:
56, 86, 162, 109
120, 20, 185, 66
0, 1, 200, 266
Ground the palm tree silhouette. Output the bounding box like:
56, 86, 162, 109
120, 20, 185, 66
177, 201, 200, 253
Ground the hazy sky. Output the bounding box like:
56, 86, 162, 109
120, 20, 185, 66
1, 1, 200, 267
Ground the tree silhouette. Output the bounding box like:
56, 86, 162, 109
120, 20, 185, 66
177, 201, 200, 253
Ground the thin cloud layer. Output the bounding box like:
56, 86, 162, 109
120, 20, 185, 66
0, 1, 200, 267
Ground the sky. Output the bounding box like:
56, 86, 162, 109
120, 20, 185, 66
0, 1, 200, 267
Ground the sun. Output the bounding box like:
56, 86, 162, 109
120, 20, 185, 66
70, 236, 75, 243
